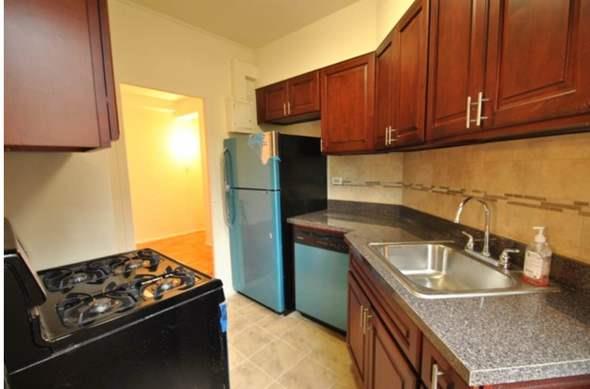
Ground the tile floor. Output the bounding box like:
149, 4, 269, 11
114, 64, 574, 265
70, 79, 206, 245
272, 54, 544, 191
137, 231, 214, 275
227, 294, 360, 389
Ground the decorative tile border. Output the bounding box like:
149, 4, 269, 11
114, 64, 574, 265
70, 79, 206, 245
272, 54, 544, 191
330, 179, 590, 217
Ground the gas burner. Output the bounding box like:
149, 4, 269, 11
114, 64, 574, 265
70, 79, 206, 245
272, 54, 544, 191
57, 289, 137, 327
109, 249, 160, 275
139, 266, 198, 300
43, 264, 111, 292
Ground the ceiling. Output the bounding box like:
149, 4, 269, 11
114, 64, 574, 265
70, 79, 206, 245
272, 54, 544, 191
128, 0, 359, 48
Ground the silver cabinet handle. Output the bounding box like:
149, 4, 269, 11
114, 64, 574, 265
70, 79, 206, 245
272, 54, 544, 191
431, 363, 444, 388
361, 306, 367, 334
389, 128, 398, 144
475, 91, 489, 126
287, 101, 291, 115
466, 96, 472, 128
283, 103, 286, 116
385, 126, 390, 146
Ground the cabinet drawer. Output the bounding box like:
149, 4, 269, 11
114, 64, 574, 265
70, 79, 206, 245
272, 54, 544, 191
350, 250, 422, 370
421, 337, 469, 389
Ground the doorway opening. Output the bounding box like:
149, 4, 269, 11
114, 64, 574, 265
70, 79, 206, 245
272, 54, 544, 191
119, 84, 213, 275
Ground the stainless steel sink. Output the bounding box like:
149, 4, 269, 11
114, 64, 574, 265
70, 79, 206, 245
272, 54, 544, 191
368, 242, 558, 299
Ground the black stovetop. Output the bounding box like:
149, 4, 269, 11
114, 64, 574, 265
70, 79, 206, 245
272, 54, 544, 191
36, 249, 211, 342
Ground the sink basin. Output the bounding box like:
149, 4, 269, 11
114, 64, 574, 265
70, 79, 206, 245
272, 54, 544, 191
368, 242, 557, 299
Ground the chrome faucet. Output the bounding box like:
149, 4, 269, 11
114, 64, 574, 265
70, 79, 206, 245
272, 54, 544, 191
454, 197, 491, 257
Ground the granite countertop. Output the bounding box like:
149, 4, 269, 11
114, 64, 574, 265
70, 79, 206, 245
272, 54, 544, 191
288, 209, 590, 386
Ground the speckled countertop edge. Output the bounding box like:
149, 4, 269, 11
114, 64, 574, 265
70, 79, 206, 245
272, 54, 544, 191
288, 211, 590, 386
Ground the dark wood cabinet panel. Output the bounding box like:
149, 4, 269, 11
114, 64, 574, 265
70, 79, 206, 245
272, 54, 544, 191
320, 53, 375, 153
288, 71, 320, 116
426, 0, 488, 142
261, 82, 289, 121
255, 71, 319, 124
482, 0, 590, 135
389, 0, 429, 148
350, 249, 422, 371
421, 337, 470, 389
375, 33, 395, 150
367, 311, 418, 389
5, 0, 118, 150
347, 273, 370, 385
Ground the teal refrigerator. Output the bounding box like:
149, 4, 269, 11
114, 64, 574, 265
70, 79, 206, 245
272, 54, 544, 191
223, 132, 326, 313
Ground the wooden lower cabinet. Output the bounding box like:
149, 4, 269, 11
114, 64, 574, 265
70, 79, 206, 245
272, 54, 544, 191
421, 337, 469, 389
347, 273, 370, 384
367, 310, 418, 389
347, 250, 590, 389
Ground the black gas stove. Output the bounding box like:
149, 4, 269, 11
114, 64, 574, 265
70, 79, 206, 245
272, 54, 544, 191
4, 221, 229, 389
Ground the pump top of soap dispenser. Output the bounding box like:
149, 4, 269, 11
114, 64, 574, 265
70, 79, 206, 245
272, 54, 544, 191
533, 226, 547, 243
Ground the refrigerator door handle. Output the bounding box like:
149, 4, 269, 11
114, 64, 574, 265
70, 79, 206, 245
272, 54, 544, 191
223, 148, 235, 226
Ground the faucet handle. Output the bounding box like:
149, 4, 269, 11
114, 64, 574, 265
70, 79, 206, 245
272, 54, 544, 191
461, 231, 475, 251
499, 248, 520, 269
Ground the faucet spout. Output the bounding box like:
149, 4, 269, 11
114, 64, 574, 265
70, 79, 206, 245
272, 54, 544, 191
454, 196, 492, 257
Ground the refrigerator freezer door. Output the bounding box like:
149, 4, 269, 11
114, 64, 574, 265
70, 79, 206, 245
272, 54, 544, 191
229, 189, 284, 312
223, 133, 280, 190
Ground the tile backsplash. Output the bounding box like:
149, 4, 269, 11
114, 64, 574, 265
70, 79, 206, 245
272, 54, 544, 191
328, 132, 590, 264
328, 153, 404, 204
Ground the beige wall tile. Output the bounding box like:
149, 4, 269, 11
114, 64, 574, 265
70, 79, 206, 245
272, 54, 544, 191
328, 153, 404, 204
328, 133, 590, 263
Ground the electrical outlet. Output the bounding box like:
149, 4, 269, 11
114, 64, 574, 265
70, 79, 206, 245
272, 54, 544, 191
331, 176, 343, 185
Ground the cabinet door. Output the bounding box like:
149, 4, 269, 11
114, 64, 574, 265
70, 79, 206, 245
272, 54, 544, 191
421, 338, 469, 389
287, 71, 320, 116
426, 0, 488, 141
320, 54, 375, 154
347, 273, 370, 385
390, 0, 429, 147
375, 33, 395, 150
262, 82, 288, 121
483, 0, 590, 134
366, 310, 417, 389
5, 0, 118, 149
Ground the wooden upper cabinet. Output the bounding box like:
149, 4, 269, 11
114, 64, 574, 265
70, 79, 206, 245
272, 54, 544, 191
288, 71, 320, 116
256, 71, 320, 124
260, 82, 289, 121
426, 0, 488, 142
483, 0, 590, 134
375, 32, 395, 150
5, 0, 119, 150
320, 53, 375, 154
389, 0, 429, 148
366, 311, 417, 389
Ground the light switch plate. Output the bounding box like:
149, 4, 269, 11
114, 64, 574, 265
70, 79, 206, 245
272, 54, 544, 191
331, 177, 343, 185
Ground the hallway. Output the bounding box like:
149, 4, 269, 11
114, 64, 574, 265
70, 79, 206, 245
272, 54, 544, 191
137, 231, 213, 275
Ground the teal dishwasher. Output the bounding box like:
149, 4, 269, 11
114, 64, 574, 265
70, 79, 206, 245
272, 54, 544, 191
293, 226, 349, 331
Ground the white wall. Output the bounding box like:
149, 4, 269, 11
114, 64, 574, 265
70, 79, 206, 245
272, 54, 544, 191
107, 0, 256, 291
256, 0, 377, 87
4, 151, 120, 269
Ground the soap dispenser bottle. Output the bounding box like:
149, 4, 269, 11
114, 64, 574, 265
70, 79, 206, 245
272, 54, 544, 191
522, 226, 552, 286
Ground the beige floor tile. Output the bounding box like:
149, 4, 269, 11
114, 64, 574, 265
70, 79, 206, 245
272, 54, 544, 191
266, 382, 287, 389
250, 338, 309, 379
278, 355, 339, 389
232, 325, 276, 356
309, 333, 352, 376
228, 311, 256, 337
228, 343, 247, 368
230, 360, 274, 389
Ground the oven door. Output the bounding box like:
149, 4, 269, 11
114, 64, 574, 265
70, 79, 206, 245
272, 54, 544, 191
6, 287, 229, 389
